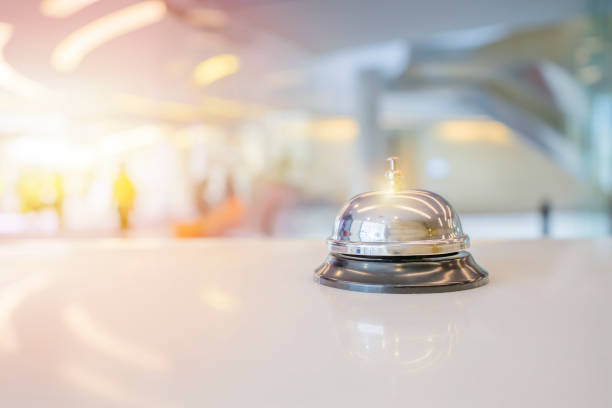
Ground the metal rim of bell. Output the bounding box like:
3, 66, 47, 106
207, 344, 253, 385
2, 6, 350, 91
314, 251, 489, 294
328, 235, 470, 257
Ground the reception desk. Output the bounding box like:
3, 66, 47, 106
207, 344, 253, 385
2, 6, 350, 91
0, 239, 610, 407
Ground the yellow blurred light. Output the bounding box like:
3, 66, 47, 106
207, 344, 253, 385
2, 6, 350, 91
193, 54, 240, 87
114, 93, 268, 122
309, 118, 358, 142
436, 120, 511, 145
0, 23, 52, 98
115, 93, 200, 121
200, 97, 262, 118
51, 1, 167, 72
40, 0, 100, 18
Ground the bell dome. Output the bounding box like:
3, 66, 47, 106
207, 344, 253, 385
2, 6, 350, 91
329, 189, 469, 256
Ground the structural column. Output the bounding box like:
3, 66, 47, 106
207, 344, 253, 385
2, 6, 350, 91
353, 68, 386, 195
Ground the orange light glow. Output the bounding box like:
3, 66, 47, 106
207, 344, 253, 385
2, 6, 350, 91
309, 118, 358, 142
436, 120, 511, 145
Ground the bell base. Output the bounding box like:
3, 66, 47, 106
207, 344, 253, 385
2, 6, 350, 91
314, 251, 488, 294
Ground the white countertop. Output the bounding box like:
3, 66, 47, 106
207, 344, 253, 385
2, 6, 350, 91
0, 239, 610, 407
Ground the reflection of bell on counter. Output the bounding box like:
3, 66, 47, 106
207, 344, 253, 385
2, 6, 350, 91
321, 289, 463, 369
314, 157, 488, 293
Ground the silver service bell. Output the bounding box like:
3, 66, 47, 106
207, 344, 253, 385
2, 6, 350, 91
314, 157, 488, 293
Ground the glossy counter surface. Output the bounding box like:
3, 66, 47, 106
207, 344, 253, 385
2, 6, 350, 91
0, 239, 610, 407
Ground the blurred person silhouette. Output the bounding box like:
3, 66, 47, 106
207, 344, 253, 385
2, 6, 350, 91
16, 171, 64, 227
113, 163, 135, 231
539, 199, 551, 237
51, 172, 64, 228
0, 174, 4, 202
194, 177, 211, 214
174, 173, 244, 237
608, 197, 612, 236
16, 171, 37, 213
251, 156, 301, 235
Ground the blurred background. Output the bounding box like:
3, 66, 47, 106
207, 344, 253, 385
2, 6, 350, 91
0, 0, 610, 239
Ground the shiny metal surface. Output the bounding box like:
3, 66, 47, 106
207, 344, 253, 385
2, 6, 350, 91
315, 251, 488, 293
319, 157, 485, 293
329, 189, 469, 256
328, 158, 469, 256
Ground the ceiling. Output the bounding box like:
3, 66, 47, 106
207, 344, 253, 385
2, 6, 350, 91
231, 0, 588, 52
0, 0, 589, 118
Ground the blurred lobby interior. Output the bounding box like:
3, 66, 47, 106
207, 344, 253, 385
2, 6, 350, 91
0, 0, 610, 240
